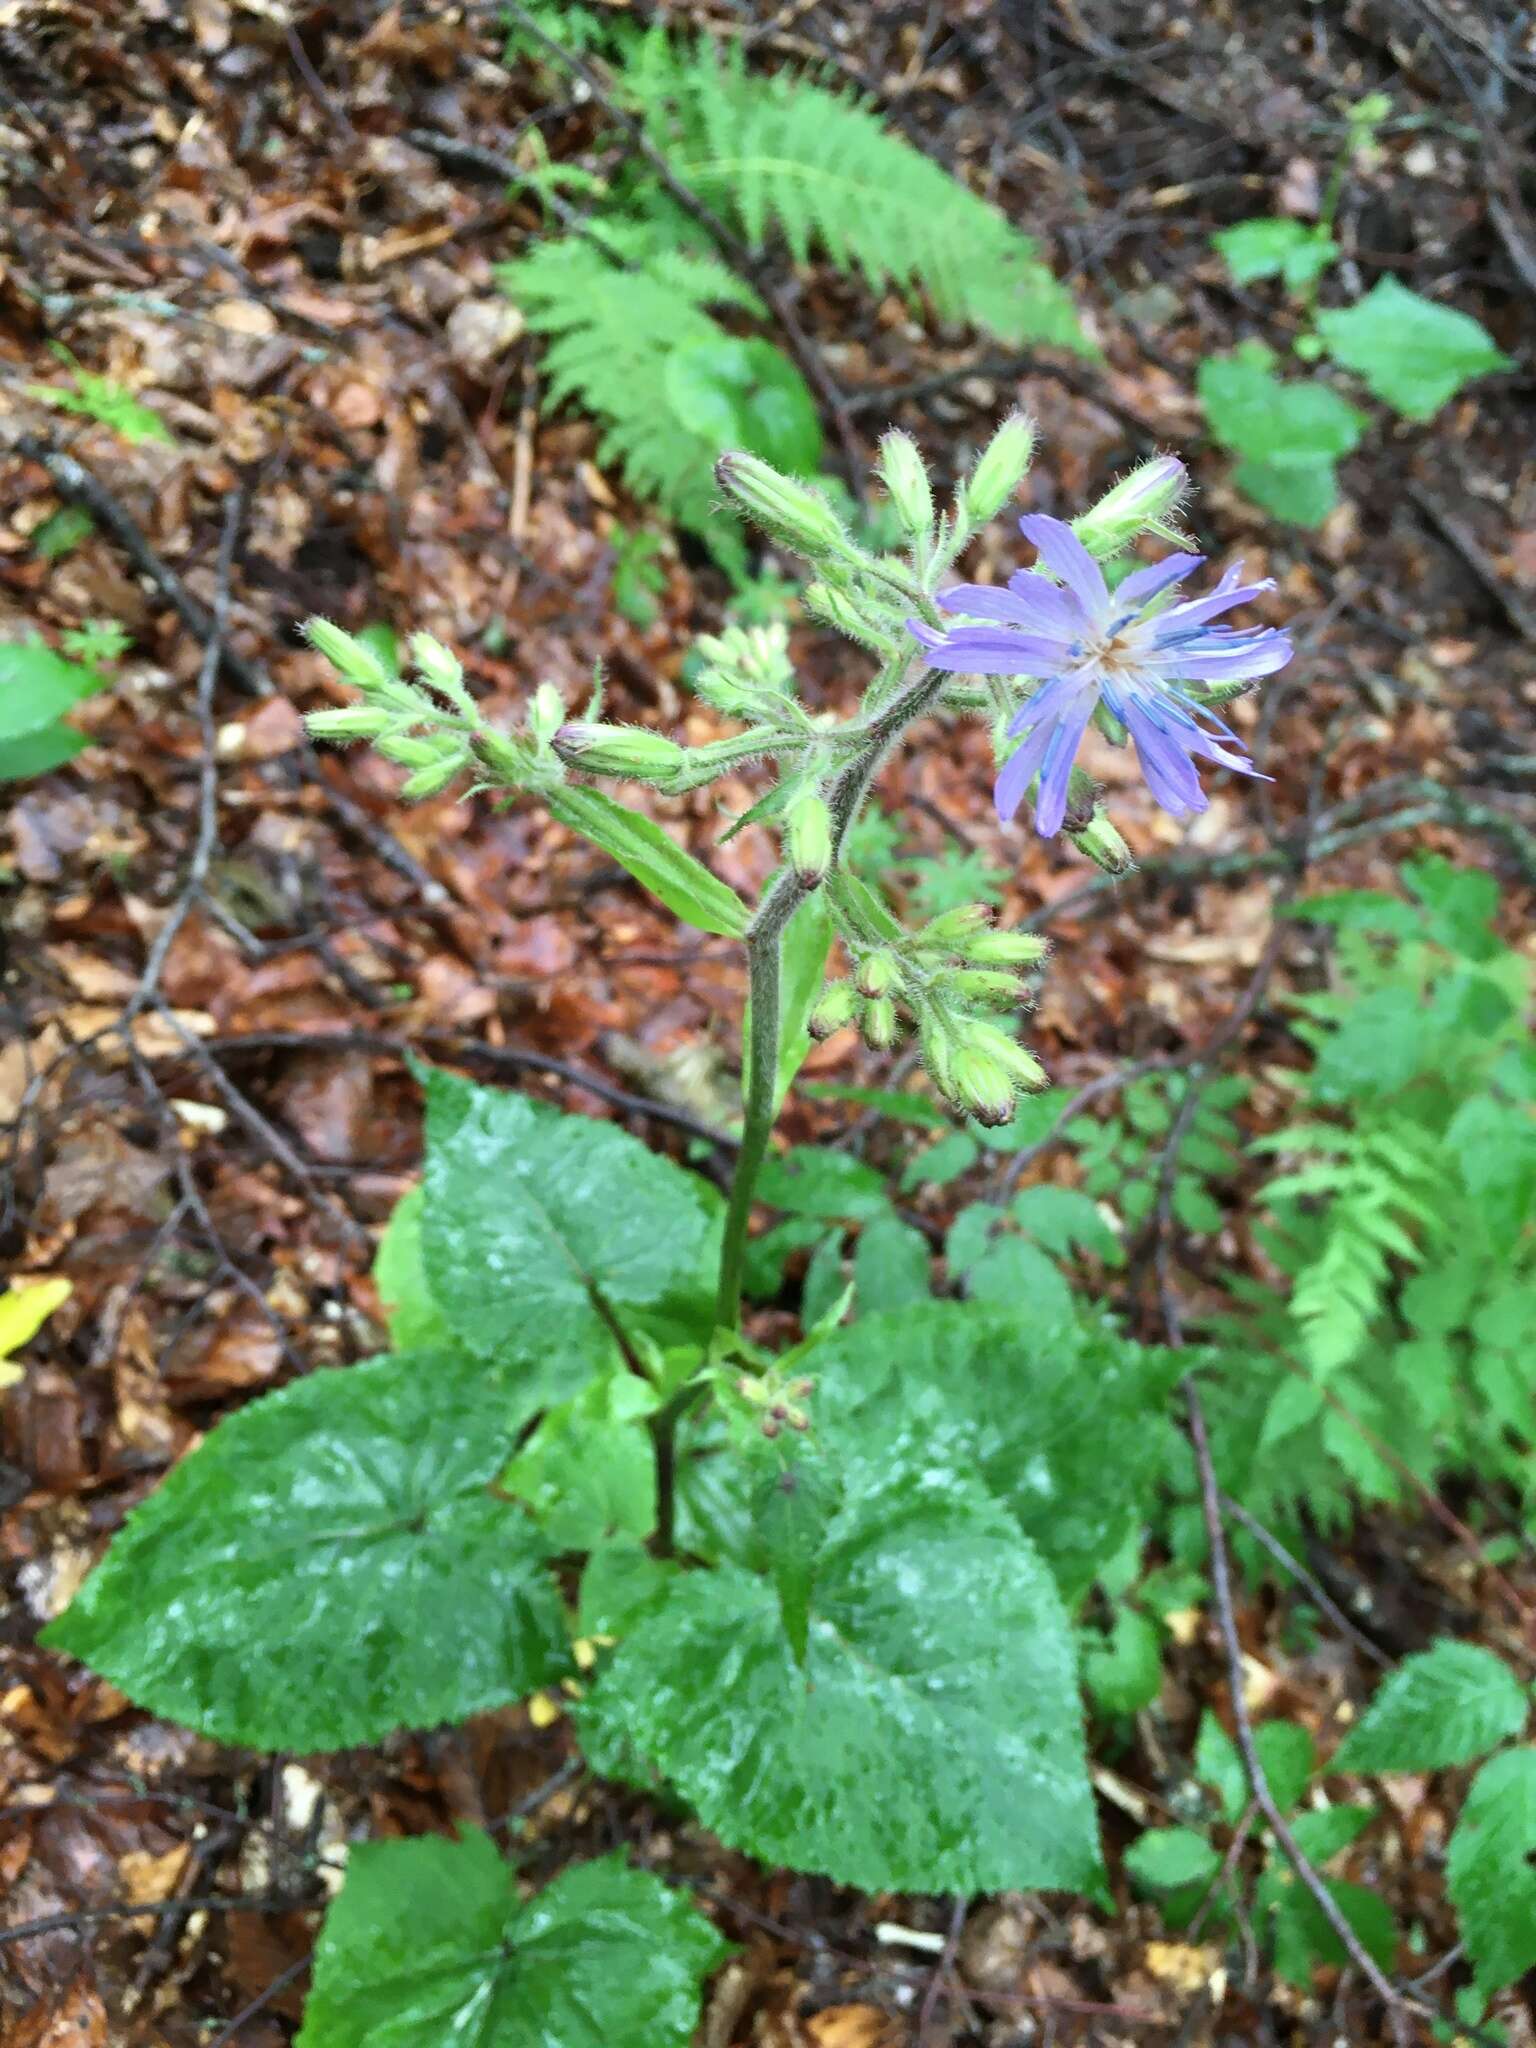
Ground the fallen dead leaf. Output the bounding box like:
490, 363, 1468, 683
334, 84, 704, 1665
1143, 1941, 1222, 1996
7, 1979, 108, 2048
804, 2007, 903, 2048
118, 1841, 193, 1910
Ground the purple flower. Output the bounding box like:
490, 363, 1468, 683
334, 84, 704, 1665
909, 514, 1292, 836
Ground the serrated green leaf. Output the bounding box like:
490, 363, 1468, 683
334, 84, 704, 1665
579, 1539, 679, 1638
852, 1208, 931, 1313
373, 1184, 451, 1350
1124, 1826, 1220, 1894
804, 1302, 1177, 1604
44, 1351, 568, 1750
756, 1145, 889, 1221
1334, 1640, 1528, 1774
547, 785, 749, 936
966, 1234, 1074, 1322
298, 1834, 729, 2048
664, 335, 823, 475
1288, 1804, 1375, 1866
1083, 1606, 1162, 1716
421, 1069, 721, 1386
1198, 342, 1366, 527
0, 721, 92, 782
1213, 217, 1336, 292
0, 639, 99, 741
1316, 277, 1512, 420
1448, 1748, 1536, 2000
1009, 1184, 1120, 1259
581, 1453, 1100, 1892
505, 1368, 659, 1549
1256, 1720, 1314, 1815
1257, 1865, 1396, 1989
1196, 1709, 1247, 1825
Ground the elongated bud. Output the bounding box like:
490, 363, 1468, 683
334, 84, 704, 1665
802, 582, 899, 655
786, 794, 832, 889
969, 1021, 1047, 1091
472, 727, 532, 784
856, 949, 900, 999
409, 633, 476, 715
877, 430, 934, 539
528, 683, 565, 748
808, 980, 857, 1041
1072, 457, 1188, 560
553, 722, 685, 786
862, 995, 899, 1050
305, 618, 390, 691
306, 705, 392, 742
715, 452, 848, 557
377, 733, 452, 768
1070, 806, 1135, 877
918, 904, 994, 955
960, 413, 1036, 525
963, 927, 1049, 967
951, 1048, 1016, 1128
946, 967, 1024, 1009
920, 1020, 957, 1096
400, 751, 470, 800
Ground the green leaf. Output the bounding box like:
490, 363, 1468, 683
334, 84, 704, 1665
505, 1368, 660, 1549
1197, 341, 1367, 527
1333, 1640, 1528, 1774
547, 785, 748, 937
799, 1081, 951, 1128
756, 1145, 889, 1221
1288, 1804, 1375, 1866
1256, 1720, 1314, 1815
763, 890, 834, 1112
1213, 218, 1336, 292
44, 1352, 568, 1750
1258, 1866, 1396, 1989
1124, 1826, 1220, 1895
421, 1069, 721, 1388
1010, 1184, 1120, 1260
800, 1228, 847, 1328
664, 335, 823, 475
0, 639, 98, 742
298, 1833, 729, 2048
1083, 1606, 1162, 1716
1316, 277, 1512, 421
966, 1234, 1075, 1323
903, 1128, 980, 1189
0, 721, 92, 782
373, 1184, 452, 1350
804, 1302, 1178, 1604
579, 1539, 679, 1638
1196, 1710, 1247, 1826
581, 1453, 1100, 1892
853, 1209, 931, 1314
32, 371, 174, 444
1448, 1748, 1536, 2000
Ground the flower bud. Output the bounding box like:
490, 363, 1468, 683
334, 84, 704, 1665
306, 705, 392, 742
802, 582, 899, 655
304, 618, 390, 691
969, 1021, 1047, 1091
951, 1048, 1016, 1128
409, 632, 476, 715
962, 927, 1049, 967
786, 793, 832, 889
377, 733, 451, 768
918, 904, 994, 955
400, 751, 469, 800
808, 980, 857, 1041
920, 1020, 956, 1095
960, 412, 1036, 526
856, 949, 899, 999
1069, 806, 1135, 876
1072, 457, 1188, 560
528, 682, 565, 748
877, 430, 933, 539
946, 967, 1024, 1010
552, 722, 685, 786
861, 995, 899, 1050
472, 726, 531, 784
715, 452, 848, 557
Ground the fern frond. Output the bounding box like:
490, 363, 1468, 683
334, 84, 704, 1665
629, 34, 1090, 353
497, 235, 757, 566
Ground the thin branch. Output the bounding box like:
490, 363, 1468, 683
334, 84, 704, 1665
1216, 1490, 1392, 1670
0, 1892, 313, 1949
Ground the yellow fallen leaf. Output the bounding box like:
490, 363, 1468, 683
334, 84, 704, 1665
0, 1277, 73, 1387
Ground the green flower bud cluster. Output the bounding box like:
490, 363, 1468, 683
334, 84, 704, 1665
734, 1369, 814, 1439
692, 620, 798, 721
303, 621, 569, 802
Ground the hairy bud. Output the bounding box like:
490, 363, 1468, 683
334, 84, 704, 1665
1072, 457, 1188, 560
918, 904, 994, 956
946, 967, 1025, 1009
960, 412, 1037, 525
304, 618, 390, 691
409, 632, 476, 715
553, 722, 685, 786
1069, 806, 1135, 876
962, 927, 1049, 967
951, 1048, 1016, 1128
969, 1021, 1047, 1092
715, 452, 848, 557
802, 582, 899, 655
856, 949, 900, 999
786, 794, 832, 889
876, 430, 934, 540
399, 751, 470, 800
472, 727, 532, 785
808, 980, 857, 1041
527, 682, 565, 748
305, 705, 391, 742
861, 995, 899, 1050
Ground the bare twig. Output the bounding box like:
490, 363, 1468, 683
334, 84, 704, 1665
0, 1892, 313, 1949
205, 1956, 311, 2048
1216, 1490, 1392, 1671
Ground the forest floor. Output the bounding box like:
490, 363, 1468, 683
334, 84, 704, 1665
2, 3, 1535, 2043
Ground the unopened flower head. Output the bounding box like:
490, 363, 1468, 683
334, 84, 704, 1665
909, 515, 1291, 837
